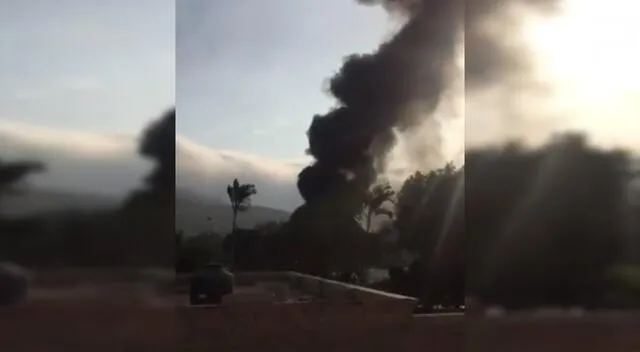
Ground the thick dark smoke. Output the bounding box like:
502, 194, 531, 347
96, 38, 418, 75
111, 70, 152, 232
297, 0, 559, 212
298, 0, 460, 213
464, 0, 559, 89
139, 108, 176, 199
122, 107, 175, 215
120, 108, 175, 266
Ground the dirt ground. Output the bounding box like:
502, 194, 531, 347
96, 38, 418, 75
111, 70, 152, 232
1, 270, 638, 351
2, 293, 639, 352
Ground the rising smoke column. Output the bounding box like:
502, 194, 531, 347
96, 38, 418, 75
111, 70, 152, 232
298, 0, 562, 212
139, 107, 176, 199
297, 1, 461, 214
120, 108, 175, 266
464, 0, 559, 89
431, 0, 563, 303
122, 107, 175, 211
294, 0, 566, 295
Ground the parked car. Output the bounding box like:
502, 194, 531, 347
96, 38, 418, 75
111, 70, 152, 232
189, 262, 234, 305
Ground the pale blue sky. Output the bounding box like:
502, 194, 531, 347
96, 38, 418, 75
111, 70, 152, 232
177, 0, 390, 159
0, 0, 174, 135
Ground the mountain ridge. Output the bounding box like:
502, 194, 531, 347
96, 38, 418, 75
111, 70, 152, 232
0, 187, 291, 235
175, 192, 290, 235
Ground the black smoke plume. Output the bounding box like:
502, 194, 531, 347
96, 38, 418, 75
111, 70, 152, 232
123, 107, 175, 211
120, 107, 175, 266
298, 1, 460, 214
297, 0, 560, 214
464, 0, 559, 89
138, 107, 176, 199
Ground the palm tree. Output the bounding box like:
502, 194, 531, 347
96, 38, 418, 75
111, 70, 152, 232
226, 178, 257, 234
358, 181, 395, 233
225, 179, 257, 269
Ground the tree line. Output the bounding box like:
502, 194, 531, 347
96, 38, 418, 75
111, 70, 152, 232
2, 124, 639, 308
0, 108, 175, 268
177, 133, 640, 309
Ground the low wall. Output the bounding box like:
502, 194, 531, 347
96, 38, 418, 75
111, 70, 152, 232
226, 271, 417, 305
177, 271, 418, 310
285, 271, 417, 304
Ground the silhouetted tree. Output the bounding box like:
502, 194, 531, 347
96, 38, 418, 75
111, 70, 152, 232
0, 158, 45, 265
464, 133, 634, 308
176, 230, 184, 247
259, 221, 291, 270
0, 109, 182, 267
0, 159, 44, 199
284, 202, 375, 278
395, 163, 458, 260
253, 220, 286, 235
177, 231, 224, 273
357, 181, 395, 232
222, 228, 266, 271
391, 163, 462, 304
226, 178, 257, 234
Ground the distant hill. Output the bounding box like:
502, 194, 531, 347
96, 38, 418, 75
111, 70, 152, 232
1, 188, 291, 236
0, 188, 120, 217
175, 190, 290, 236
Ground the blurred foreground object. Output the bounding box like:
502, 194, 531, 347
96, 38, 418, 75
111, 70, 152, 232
0, 262, 29, 306
189, 262, 234, 305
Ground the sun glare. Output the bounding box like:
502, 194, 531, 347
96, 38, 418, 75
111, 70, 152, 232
523, 0, 640, 149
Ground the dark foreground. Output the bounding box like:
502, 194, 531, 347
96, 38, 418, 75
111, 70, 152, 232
1, 268, 638, 352
1, 293, 639, 352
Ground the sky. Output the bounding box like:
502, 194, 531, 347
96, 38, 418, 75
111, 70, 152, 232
0, 0, 328, 210
467, 0, 640, 152
0, 0, 175, 135
176, 0, 391, 160
0, 0, 176, 199
176, 0, 640, 177
2, 0, 640, 212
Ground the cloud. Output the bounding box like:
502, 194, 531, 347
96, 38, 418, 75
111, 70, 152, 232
4, 118, 632, 214
176, 134, 307, 211
0, 119, 305, 211
0, 119, 150, 198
